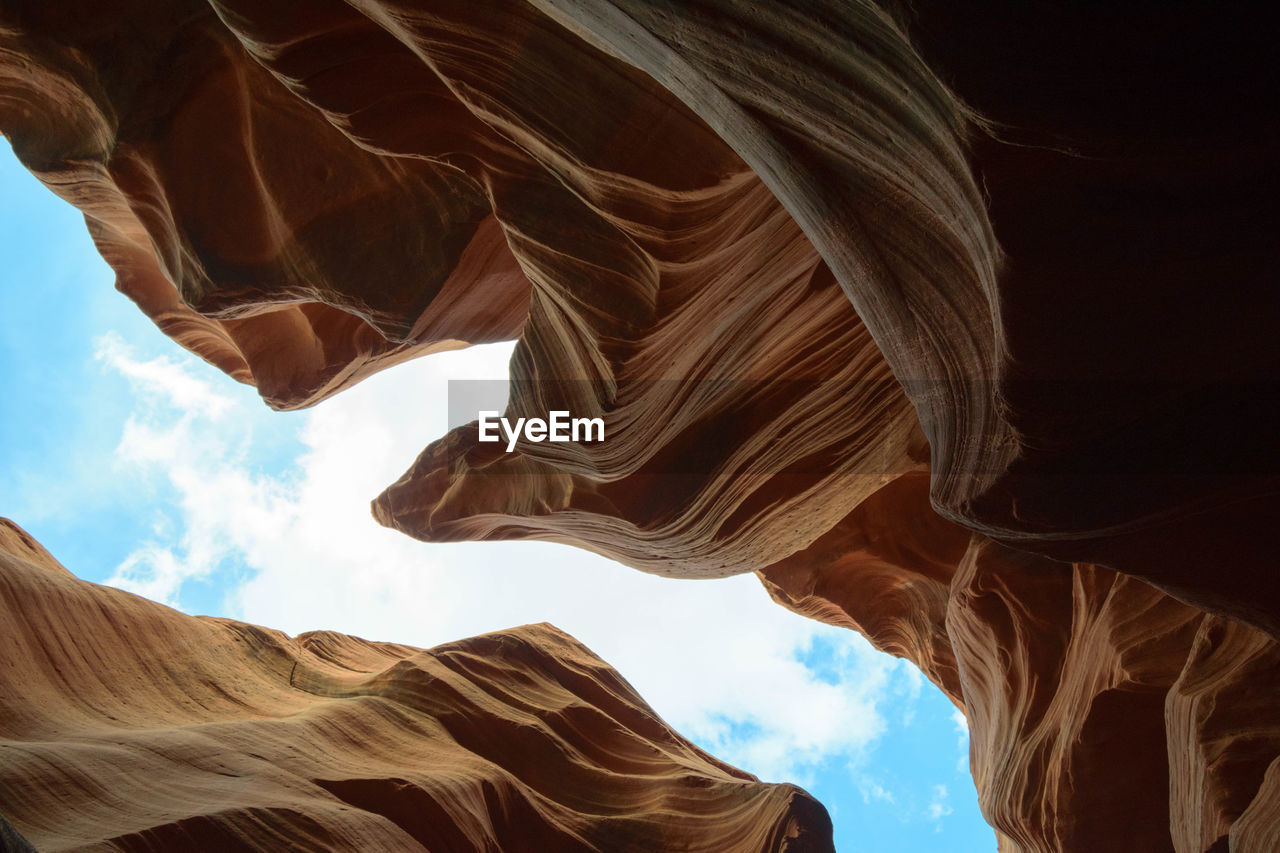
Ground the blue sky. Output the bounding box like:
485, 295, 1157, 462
0, 140, 994, 852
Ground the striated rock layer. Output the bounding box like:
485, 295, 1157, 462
758, 475, 1280, 852
2, 1, 1278, 851
0, 520, 831, 852
4, 0, 1275, 627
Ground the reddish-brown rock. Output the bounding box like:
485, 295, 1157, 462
0, 520, 831, 852
760, 479, 1280, 852
2, 1, 1277, 850
7, 0, 1274, 627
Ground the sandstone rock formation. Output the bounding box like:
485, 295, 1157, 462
0, 519, 831, 851
759, 482, 1280, 852
2, 1, 1277, 851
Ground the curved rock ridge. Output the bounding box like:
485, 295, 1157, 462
3, 2, 1279, 851
3, 0, 944, 582
4, 0, 1275, 630
207, 0, 982, 582
211, 0, 965, 588
0, 519, 832, 852
0, 0, 532, 410
758, 474, 1280, 853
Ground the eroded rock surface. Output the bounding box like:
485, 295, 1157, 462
758, 474, 1280, 852
2, 1, 1277, 851
5, 0, 1275, 625
0, 520, 831, 852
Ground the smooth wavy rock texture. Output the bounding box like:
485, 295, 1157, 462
759, 475, 1280, 852
0, 520, 831, 852
2, 1, 1278, 851
4, 0, 1275, 626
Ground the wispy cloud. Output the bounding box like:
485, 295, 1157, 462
859, 776, 897, 806
95, 332, 271, 604
95, 332, 234, 417
927, 783, 954, 823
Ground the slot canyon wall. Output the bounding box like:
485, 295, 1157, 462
1, 1, 1277, 851
0, 519, 830, 851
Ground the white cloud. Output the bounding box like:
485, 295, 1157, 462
95, 332, 234, 417
107, 546, 192, 606
95, 335, 919, 784
859, 776, 897, 806
927, 784, 953, 821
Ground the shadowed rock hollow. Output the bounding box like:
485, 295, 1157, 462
1, 1, 1277, 851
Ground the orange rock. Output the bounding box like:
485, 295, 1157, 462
0, 520, 831, 852
2, 1, 1278, 849
760, 491, 1280, 852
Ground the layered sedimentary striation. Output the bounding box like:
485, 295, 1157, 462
760, 484, 1280, 851
0, 520, 831, 852
2, 1, 1277, 851
5, 0, 1275, 626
